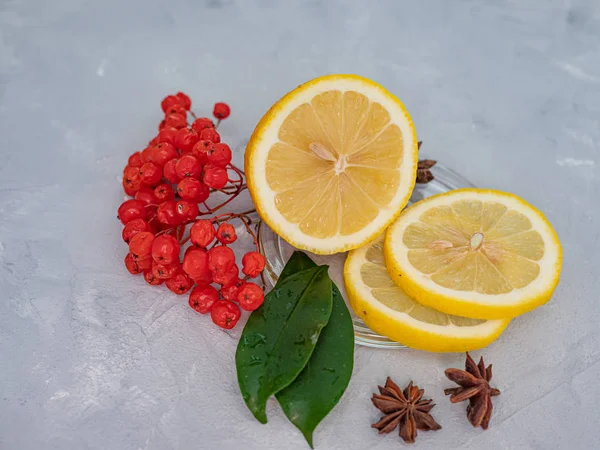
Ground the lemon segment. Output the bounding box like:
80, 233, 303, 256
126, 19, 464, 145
344, 235, 510, 352
246, 74, 419, 255
385, 189, 562, 319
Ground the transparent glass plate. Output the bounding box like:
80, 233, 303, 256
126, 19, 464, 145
258, 161, 475, 348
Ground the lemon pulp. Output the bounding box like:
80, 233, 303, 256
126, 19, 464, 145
267, 92, 404, 238
403, 199, 545, 294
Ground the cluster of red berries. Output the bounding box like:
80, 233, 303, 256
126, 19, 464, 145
118, 92, 266, 330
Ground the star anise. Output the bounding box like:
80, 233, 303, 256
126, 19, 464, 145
444, 352, 501, 430
371, 377, 441, 444
416, 141, 437, 184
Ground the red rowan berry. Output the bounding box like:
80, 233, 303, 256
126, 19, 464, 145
176, 200, 199, 222
118, 199, 146, 224
152, 261, 180, 280
191, 140, 213, 165
177, 177, 209, 203
150, 142, 178, 168
191, 117, 214, 133
174, 128, 199, 153
203, 165, 228, 189
190, 220, 216, 247
242, 252, 266, 278
122, 218, 151, 243
157, 127, 179, 146
211, 300, 241, 329
165, 113, 187, 129
189, 285, 219, 314
182, 247, 211, 283
162, 158, 181, 184
156, 201, 181, 226
128, 152, 143, 168
213, 102, 230, 120
221, 278, 243, 302
165, 103, 186, 116
141, 146, 154, 163
199, 128, 220, 143
124, 253, 142, 275
207, 143, 232, 168
123, 180, 138, 197
144, 270, 163, 285
212, 263, 238, 286
151, 234, 180, 264
216, 222, 237, 244
176, 92, 191, 110
166, 271, 193, 295
123, 166, 142, 195
129, 231, 155, 260
136, 255, 153, 270
123, 186, 137, 197
161, 95, 181, 113
135, 187, 157, 206
175, 154, 202, 179
237, 282, 265, 311
139, 162, 162, 186
154, 183, 175, 203
208, 246, 235, 273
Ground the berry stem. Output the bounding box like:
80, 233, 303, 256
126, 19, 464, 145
238, 215, 260, 252
213, 185, 247, 194
201, 185, 244, 214
229, 163, 245, 178
209, 210, 256, 225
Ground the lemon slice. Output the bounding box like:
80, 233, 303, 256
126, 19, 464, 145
245, 74, 418, 255
344, 235, 510, 352
385, 189, 562, 319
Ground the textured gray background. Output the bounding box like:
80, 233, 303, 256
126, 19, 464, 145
1, 0, 599, 449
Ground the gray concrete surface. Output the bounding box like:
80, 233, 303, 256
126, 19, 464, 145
1, 1, 599, 449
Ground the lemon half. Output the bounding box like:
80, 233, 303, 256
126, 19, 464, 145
385, 189, 562, 319
246, 75, 418, 254
344, 235, 510, 352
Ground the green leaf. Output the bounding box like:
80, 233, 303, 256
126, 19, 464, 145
276, 254, 355, 448
278, 251, 319, 283
236, 265, 333, 424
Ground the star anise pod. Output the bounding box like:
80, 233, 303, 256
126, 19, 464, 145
371, 377, 441, 444
444, 352, 501, 430
416, 141, 437, 184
